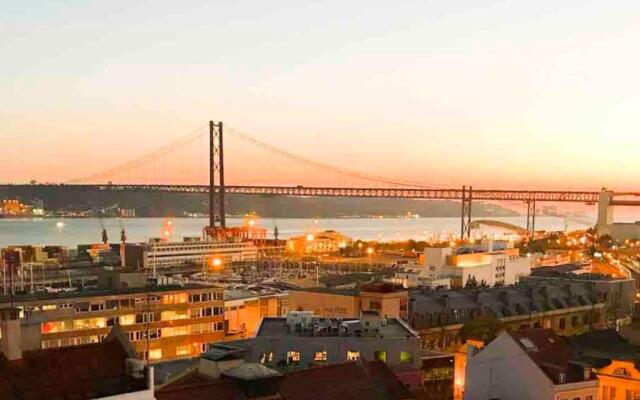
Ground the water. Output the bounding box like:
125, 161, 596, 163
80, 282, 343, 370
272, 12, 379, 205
0, 216, 595, 248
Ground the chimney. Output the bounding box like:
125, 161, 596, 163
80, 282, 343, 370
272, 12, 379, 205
0, 307, 22, 360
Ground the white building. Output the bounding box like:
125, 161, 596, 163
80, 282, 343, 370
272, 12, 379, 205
423, 241, 531, 288
596, 190, 640, 241
464, 329, 598, 400
140, 237, 258, 270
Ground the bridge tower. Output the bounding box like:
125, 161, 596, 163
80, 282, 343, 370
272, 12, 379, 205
460, 185, 472, 239
209, 121, 225, 228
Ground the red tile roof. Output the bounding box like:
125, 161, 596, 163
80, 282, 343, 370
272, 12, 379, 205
0, 336, 146, 400
157, 360, 414, 400
509, 328, 593, 384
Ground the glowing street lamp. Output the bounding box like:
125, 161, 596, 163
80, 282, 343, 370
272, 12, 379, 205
306, 233, 314, 242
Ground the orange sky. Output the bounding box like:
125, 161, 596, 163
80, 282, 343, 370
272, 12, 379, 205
2, 1, 640, 192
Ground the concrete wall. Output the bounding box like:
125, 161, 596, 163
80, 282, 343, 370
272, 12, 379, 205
288, 291, 360, 318
249, 335, 420, 369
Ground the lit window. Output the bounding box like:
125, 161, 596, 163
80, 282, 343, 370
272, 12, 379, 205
149, 349, 162, 361
260, 351, 274, 364
400, 351, 413, 364
287, 351, 300, 364
120, 314, 135, 325
176, 345, 190, 357
347, 351, 360, 361
314, 351, 327, 361
374, 350, 387, 362
161, 310, 188, 321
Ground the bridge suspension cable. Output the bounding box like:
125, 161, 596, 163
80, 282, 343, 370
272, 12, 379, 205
67, 125, 207, 184
227, 126, 446, 188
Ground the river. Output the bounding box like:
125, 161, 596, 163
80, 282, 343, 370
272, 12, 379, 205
0, 216, 595, 247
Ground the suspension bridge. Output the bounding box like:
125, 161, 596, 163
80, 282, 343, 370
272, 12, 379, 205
0, 120, 617, 238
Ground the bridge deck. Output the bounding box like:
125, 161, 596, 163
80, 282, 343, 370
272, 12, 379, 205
0, 184, 600, 203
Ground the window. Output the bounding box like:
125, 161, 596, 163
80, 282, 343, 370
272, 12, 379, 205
571, 316, 578, 328
400, 351, 413, 364
161, 310, 188, 321
162, 293, 187, 305
559, 318, 566, 330
558, 372, 565, 383
369, 300, 382, 311
374, 351, 387, 363
287, 351, 300, 364
626, 390, 640, 400
314, 351, 327, 362
119, 314, 135, 325
347, 351, 360, 361
176, 345, 190, 357
614, 367, 630, 376
260, 351, 274, 364
161, 326, 190, 337
149, 349, 162, 361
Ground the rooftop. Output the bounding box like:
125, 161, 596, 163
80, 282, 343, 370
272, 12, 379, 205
156, 360, 413, 400
256, 316, 417, 339
0, 328, 147, 399
0, 282, 221, 305
509, 328, 594, 385
570, 329, 640, 368
409, 281, 600, 329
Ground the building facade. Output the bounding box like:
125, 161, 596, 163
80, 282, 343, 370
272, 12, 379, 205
126, 237, 258, 271
224, 288, 289, 339
410, 282, 608, 352
288, 283, 408, 319
422, 243, 531, 288
0, 270, 225, 361
247, 311, 420, 370
464, 329, 598, 400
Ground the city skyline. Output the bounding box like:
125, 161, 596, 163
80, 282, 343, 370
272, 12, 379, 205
2, 1, 640, 190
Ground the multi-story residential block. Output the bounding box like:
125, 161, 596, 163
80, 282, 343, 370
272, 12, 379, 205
464, 329, 598, 400
0, 268, 225, 361
245, 310, 420, 370
410, 281, 609, 352
523, 271, 636, 329
0, 309, 155, 399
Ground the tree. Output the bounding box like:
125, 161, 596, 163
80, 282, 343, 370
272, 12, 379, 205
459, 314, 504, 344
464, 275, 478, 289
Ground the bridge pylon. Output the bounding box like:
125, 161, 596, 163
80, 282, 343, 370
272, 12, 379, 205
460, 185, 472, 239
209, 120, 225, 228
526, 199, 536, 237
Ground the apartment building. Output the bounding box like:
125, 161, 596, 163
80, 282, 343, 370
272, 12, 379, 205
464, 329, 598, 400
0, 268, 225, 361
0, 310, 155, 399
247, 310, 420, 370
410, 281, 609, 352
424, 242, 531, 288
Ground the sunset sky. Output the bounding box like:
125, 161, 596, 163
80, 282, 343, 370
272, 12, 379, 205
2, 1, 640, 190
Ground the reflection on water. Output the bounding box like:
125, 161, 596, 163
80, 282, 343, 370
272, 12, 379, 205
0, 216, 595, 247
